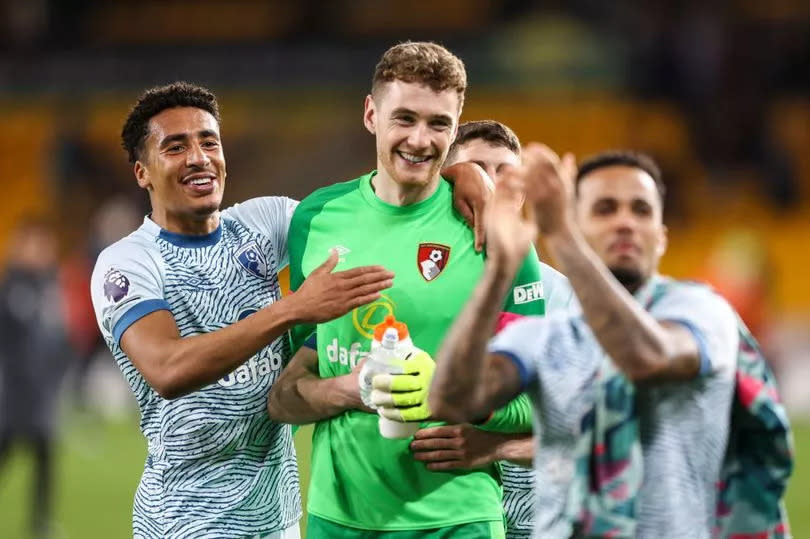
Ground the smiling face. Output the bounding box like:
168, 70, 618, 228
134, 106, 226, 234
575, 165, 668, 292
364, 80, 460, 197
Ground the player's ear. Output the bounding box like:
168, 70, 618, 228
134, 161, 151, 190
454, 96, 463, 137
363, 94, 377, 135
657, 224, 669, 257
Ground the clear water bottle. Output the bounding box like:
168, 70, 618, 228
358, 315, 419, 439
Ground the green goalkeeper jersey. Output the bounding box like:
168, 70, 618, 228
288, 172, 545, 531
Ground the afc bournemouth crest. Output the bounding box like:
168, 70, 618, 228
417, 243, 450, 282
235, 241, 268, 279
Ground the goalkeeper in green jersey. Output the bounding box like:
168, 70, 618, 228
267, 43, 547, 538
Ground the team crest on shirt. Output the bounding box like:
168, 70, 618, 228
103, 268, 130, 303
417, 243, 450, 281
235, 242, 268, 279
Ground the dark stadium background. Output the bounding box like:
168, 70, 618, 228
0, 1, 808, 536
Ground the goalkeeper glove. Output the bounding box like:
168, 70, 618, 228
370, 349, 435, 422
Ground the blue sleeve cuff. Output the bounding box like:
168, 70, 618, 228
665, 318, 712, 377
492, 349, 530, 390
112, 299, 172, 344
302, 332, 316, 350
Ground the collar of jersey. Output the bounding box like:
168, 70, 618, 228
143, 215, 222, 248
359, 170, 448, 215
633, 273, 665, 304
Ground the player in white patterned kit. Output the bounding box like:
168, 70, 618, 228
90, 82, 393, 538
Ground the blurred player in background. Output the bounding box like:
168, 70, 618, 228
267, 42, 547, 538
443, 120, 574, 312
429, 147, 754, 537
90, 82, 395, 538
409, 120, 574, 539
0, 219, 72, 539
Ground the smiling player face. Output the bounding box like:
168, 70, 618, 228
364, 80, 460, 192
134, 106, 227, 234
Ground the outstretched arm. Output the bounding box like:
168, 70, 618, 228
519, 145, 702, 382
411, 424, 535, 470
267, 345, 371, 424
120, 252, 393, 399
497, 435, 535, 467
545, 229, 701, 381
442, 162, 493, 252
429, 168, 535, 423
428, 263, 527, 423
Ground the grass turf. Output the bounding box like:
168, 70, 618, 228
0, 419, 806, 538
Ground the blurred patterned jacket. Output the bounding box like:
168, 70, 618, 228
575, 278, 793, 538
713, 317, 793, 538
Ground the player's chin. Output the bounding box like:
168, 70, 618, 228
394, 164, 437, 187
607, 258, 639, 274
396, 176, 431, 189
189, 196, 222, 217
608, 263, 645, 289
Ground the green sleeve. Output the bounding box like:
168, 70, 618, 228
476, 393, 532, 433
287, 202, 315, 354
502, 245, 545, 316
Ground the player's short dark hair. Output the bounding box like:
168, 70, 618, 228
121, 82, 220, 164
446, 120, 521, 164
576, 150, 666, 203
372, 41, 467, 107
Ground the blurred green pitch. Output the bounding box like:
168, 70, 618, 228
0, 419, 806, 538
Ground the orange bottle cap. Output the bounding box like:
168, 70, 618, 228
373, 314, 409, 341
